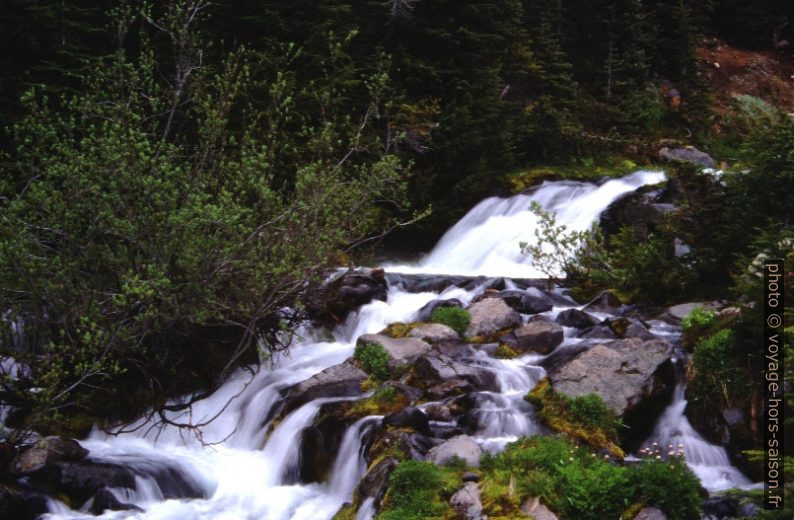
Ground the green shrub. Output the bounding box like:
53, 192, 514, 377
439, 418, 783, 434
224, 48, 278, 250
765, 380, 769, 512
354, 342, 391, 380
429, 307, 470, 336
682, 307, 717, 331
556, 455, 631, 520
377, 460, 448, 520
691, 329, 740, 406
629, 458, 701, 520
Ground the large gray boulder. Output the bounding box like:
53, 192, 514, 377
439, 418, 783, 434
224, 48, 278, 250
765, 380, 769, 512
358, 334, 432, 368
413, 355, 498, 398
428, 435, 482, 467
449, 482, 484, 520
659, 146, 716, 168
512, 319, 564, 355
286, 362, 367, 412
14, 436, 89, 476
549, 338, 675, 421
465, 298, 521, 338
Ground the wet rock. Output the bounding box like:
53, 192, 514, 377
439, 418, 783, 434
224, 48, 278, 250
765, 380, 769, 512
0, 485, 49, 520
310, 268, 387, 324
13, 436, 89, 475
449, 481, 484, 519
462, 471, 480, 483
702, 496, 741, 519
495, 288, 553, 314
383, 407, 431, 436
88, 488, 143, 515
634, 507, 667, 520
520, 496, 558, 520
600, 188, 676, 240
598, 317, 656, 340
413, 355, 497, 396
42, 460, 137, 502
555, 309, 599, 329
549, 338, 676, 444
357, 456, 398, 504
285, 362, 367, 412
358, 334, 432, 369
659, 146, 716, 169
417, 298, 464, 322
577, 324, 618, 340
425, 379, 474, 400
465, 298, 521, 338
512, 319, 564, 355
428, 435, 482, 467
582, 290, 623, 314
408, 323, 459, 343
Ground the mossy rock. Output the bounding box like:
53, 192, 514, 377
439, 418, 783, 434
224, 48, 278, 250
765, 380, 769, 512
525, 379, 624, 458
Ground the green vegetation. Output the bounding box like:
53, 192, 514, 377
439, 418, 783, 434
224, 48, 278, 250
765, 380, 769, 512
526, 379, 623, 457
353, 342, 391, 381
682, 307, 717, 331
690, 330, 743, 412
376, 460, 456, 520
428, 307, 470, 337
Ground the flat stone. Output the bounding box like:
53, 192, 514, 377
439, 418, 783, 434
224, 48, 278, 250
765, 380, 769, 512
358, 334, 432, 366
408, 323, 459, 343
286, 362, 367, 411
513, 320, 564, 354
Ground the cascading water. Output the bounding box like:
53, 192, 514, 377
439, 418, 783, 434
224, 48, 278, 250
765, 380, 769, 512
40, 170, 753, 520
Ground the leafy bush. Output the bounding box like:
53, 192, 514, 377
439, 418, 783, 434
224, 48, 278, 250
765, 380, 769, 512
354, 342, 391, 380
429, 307, 470, 336
691, 329, 739, 407
629, 458, 701, 520
682, 307, 717, 331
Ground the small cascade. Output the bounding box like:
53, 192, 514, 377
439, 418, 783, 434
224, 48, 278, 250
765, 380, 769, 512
385, 170, 667, 278
642, 384, 753, 492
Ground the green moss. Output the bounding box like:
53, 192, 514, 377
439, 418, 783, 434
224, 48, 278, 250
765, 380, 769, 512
505, 156, 647, 193
347, 385, 408, 418
354, 341, 391, 380
376, 460, 456, 520
429, 307, 470, 337
382, 322, 419, 338
494, 344, 518, 359
628, 458, 702, 520
525, 379, 624, 457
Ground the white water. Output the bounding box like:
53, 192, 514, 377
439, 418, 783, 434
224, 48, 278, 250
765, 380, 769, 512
42, 170, 750, 520
385, 170, 667, 278
643, 384, 754, 492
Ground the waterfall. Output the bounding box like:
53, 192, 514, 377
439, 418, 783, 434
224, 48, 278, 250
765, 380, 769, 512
41, 170, 753, 520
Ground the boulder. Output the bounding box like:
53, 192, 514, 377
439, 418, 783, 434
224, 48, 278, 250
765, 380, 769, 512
659, 146, 716, 169
0, 485, 49, 520
428, 435, 482, 468
634, 507, 667, 520
310, 268, 387, 324
582, 291, 623, 314
512, 319, 564, 355
495, 288, 553, 314
659, 301, 720, 323
383, 407, 431, 436
408, 323, 459, 343
41, 460, 137, 502
549, 338, 676, 443
577, 325, 617, 340
13, 436, 89, 475
601, 318, 656, 340
465, 298, 521, 338
600, 188, 676, 240
413, 355, 498, 396
417, 298, 464, 322
449, 482, 484, 520
285, 362, 367, 412
358, 334, 432, 368
88, 488, 143, 515
555, 309, 599, 329
520, 497, 558, 520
